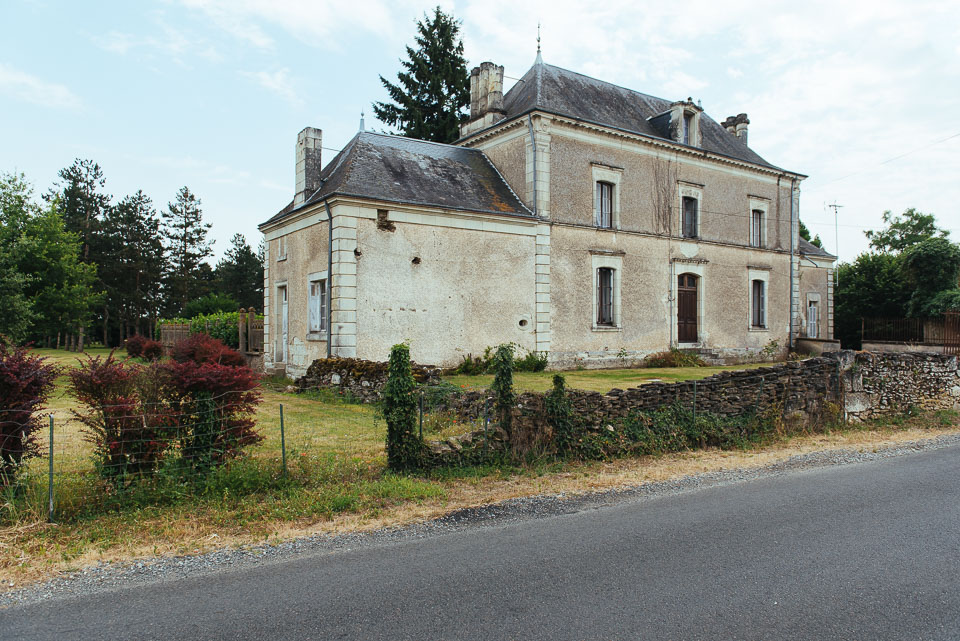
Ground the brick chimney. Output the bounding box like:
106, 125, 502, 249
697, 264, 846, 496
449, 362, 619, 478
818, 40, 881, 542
723, 113, 749, 145
461, 62, 505, 137
294, 127, 322, 207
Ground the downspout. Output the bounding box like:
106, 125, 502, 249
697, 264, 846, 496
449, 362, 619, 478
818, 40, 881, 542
324, 200, 333, 358
788, 177, 796, 351
526, 114, 538, 216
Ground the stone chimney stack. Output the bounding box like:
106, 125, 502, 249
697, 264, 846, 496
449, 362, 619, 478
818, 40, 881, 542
461, 62, 505, 137
295, 127, 322, 207
723, 113, 749, 145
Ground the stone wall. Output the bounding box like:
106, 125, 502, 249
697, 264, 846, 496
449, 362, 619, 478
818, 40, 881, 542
296, 357, 442, 403
426, 351, 960, 463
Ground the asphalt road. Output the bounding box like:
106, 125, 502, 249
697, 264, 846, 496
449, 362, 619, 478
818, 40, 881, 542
4, 444, 960, 641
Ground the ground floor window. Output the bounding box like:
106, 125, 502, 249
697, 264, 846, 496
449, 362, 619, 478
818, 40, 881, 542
751, 279, 766, 328
597, 267, 614, 326
308, 278, 326, 333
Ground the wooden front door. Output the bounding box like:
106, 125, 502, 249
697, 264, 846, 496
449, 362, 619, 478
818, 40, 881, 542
678, 274, 698, 343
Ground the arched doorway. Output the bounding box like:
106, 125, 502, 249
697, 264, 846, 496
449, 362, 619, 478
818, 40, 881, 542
677, 274, 698, 343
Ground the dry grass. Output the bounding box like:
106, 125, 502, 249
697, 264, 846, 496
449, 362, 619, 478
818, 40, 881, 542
2, 348, 957, 592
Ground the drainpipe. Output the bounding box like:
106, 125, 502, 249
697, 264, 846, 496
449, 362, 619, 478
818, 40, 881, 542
526, 114, 538, 216
788, 178, 796, 351
324, 200, 333, 358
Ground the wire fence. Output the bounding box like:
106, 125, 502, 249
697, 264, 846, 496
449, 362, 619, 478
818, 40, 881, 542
3, 361, 848, 523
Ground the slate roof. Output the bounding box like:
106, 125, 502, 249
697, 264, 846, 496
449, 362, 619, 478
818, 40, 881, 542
262, 132, 532, 227
799, 237, 836, 259
488, 61, 788, 172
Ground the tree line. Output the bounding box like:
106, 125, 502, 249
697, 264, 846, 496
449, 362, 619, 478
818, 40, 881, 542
835, 208, 960, 348
0, 160, 263, 348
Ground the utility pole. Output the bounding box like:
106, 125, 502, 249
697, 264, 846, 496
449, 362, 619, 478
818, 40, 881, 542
827, 201, 843, 287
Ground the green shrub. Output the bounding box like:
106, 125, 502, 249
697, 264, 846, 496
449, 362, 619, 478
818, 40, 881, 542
454, 344, 547, 374
157, 311, 263, 349
490, 344, 516, 436
644, 348, 706, 368
184, 293, 239, 318
382, 344, 427, 471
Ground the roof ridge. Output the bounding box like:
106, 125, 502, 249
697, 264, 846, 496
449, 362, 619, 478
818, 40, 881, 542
541, 62, 669, 105
361, 130, 470, 151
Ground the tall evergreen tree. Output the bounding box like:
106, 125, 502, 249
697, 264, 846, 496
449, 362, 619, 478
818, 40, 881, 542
161, 186, 212, 315
214, 233, 264, 310
45, 159, 111, 262
372, 7, 470, 143
103, 191, 166, 338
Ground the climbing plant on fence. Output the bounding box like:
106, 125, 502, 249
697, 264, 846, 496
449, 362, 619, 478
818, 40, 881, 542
382, 343, 427, 471
490, 343, 516, 437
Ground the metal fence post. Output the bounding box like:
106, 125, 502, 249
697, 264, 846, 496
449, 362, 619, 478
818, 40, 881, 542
279, 404, 287, 476
484, 397, 491, 457
692, 381, 697, 424
419, 391, 424, 441
48, 414, 54, 523
755, 376, 765, 415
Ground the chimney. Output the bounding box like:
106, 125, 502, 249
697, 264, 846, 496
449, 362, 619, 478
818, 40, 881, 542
295, 127, 322, 207
724, 113, 749, 145
468, 62, 505, 120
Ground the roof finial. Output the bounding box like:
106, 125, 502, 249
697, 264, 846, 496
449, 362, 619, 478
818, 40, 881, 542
535, 22, 543, 64
359, 109, 365, 132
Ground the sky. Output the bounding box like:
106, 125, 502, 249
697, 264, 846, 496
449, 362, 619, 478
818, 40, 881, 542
1, 0, 958, 264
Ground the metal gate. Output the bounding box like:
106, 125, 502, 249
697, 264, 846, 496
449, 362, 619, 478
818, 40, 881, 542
945, 311, 960, 356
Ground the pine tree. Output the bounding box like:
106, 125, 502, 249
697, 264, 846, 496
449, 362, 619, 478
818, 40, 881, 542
103, 191, 166, 338
372, 7, 470, 144
161, 186, 212, 315
214, 233, 264, 311
46, 159, 111, 262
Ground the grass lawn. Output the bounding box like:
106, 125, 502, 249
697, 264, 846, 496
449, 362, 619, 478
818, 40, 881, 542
3, 348, 958, 590
444, 362, 771, 393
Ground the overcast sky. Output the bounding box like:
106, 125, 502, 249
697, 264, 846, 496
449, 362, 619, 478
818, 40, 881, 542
2, 0, 958, 263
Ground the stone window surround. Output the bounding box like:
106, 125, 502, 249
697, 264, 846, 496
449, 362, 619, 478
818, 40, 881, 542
677, 182, 703, 239
805, 292, 822, 339
306, 269, 328, 341
591, 163, 623, 230
748, 268, 770, 331
276, 235, 287, 262
749, 197, 769, 248
591, 253, 623, 331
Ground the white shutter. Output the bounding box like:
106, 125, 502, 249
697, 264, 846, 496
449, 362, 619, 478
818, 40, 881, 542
308, 281, 319, 332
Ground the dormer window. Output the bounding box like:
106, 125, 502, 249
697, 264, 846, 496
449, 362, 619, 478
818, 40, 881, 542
682, 112, 694, 145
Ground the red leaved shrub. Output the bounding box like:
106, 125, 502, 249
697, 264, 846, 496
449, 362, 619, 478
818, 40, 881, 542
125, 335, 148, 358
171, 333, 246, 367
69, 354, 168, 485
161, 360, 262, 469
0, 343, 59, 486
141, 339, 164, 361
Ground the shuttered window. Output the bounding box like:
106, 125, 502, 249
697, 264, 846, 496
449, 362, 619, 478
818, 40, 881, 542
751, 280, 766, 328
308, 279, 326, 333
597, 181, 614, 228
682, 196, 698, 238
750, 209, 764, 247
597, 268, 614, 326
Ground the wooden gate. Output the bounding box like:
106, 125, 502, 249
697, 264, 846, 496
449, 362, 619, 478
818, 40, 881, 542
945, 311, 960, 356
678, 274, 698, 343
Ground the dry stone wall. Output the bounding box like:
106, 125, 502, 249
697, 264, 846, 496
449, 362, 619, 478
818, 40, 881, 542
296, 357, 442, 403
841, 351, 960, 421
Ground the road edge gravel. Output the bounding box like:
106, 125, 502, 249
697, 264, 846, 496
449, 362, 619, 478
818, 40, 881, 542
4, 432, 960, 609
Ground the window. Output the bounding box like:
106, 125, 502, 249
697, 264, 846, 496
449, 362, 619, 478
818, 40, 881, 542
276, 236, 287, 261
751, 280, 766, 328
807, 301, 819, 338
682, 112, 694, 145
597, 181, 614, 228
308, 278, 326, 333
750, 209, 764, 247
597, 267, 614, 326
682, 196, 698, 238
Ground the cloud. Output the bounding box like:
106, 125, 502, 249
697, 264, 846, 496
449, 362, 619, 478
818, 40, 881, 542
0, 63, 81, 109
240, 68, 303, 107
92, 14, 223, 65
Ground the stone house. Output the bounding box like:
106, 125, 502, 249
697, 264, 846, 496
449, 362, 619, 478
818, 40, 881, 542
259, 54, 835, 377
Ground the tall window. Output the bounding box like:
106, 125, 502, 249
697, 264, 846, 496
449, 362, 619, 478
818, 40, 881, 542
597, 267, 614, 326
751, 280, 766, 328
807, 301, 819, 338
597, 181, 614, 228
682, 112, 694, 145
682, 196, 698, 238
308, 278, 327, 333
750, 209, 764, 247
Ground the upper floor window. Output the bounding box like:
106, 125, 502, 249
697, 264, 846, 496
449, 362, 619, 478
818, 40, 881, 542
597, 181, 614, 229
751, 279, 766, 328
597, 267, 615, 326
682, 196, 698, 238
276, 236, 287, 261
750, 209, 765, 247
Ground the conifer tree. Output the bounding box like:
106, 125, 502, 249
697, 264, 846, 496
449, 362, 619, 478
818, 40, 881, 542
372, 7, 470, 144
161, 186, 212, 315
214, 233, 263, 310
